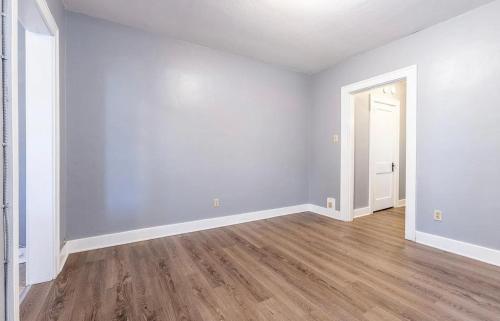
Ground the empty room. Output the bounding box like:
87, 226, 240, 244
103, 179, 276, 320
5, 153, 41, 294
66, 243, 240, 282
1, 0, 500, 320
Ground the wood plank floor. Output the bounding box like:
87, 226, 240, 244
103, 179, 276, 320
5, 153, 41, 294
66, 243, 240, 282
22, 208, 500, 321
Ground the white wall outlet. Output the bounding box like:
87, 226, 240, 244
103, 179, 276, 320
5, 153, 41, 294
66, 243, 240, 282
213, 198, 220, 208
332, 134, 339, 144
433, 210, 443, 221
327, 197, 335, 209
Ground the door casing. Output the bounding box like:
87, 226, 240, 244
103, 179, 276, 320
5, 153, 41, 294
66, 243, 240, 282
340, 65, 417, 241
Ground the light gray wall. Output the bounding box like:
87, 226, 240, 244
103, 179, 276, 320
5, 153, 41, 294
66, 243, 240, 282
354, 81, 406, 209
354, 93, 370, 209
61, 1, 500, 251
310, 0, 500, 250
398, 82, 407, 202
65, 13, 310, 240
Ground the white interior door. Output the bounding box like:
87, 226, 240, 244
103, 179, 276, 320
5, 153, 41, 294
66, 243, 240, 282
370, 96, 400, 212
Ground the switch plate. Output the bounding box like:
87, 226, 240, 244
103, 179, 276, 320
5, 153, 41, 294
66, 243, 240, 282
333, 135, 339, 144
213, 198, 220, 208
433, 210, 442, 221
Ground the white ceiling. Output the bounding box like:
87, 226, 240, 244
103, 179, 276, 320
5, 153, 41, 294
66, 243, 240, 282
63, 0, 493, 74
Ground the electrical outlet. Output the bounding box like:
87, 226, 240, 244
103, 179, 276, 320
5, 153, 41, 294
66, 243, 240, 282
433, 210, 443, 221
327, 197, 335, 209
213, 198, 220, 208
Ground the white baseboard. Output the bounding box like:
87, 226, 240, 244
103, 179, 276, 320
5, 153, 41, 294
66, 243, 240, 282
354, 207, 372, 218
396, 199, 406, 207
58, 202, 344, 272
307, 204, 341, 220
416, 232, 500, 267
60, 209, 500, 271
19, 285, 31, 303
58, 243, 69, 273
307, 198, 341, 220
65, 204, 312, 255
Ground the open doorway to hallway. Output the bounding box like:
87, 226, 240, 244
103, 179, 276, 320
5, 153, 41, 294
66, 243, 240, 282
353, 80, 407, 223
340, 66, 417, 241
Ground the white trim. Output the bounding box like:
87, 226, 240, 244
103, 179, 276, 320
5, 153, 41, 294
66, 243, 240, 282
307, 204, 341, 220
66, 205, 310, 254
416, 232, 500, 267
368, 95, 401, 212
19, 286, 30, 304
58, 243, 69, 273
354, 207, 372, 218
34, 0, 61, 281
340, 65, 417, 241
58, 204, 341, 258
405, 67, 417, 241
396, 199, 406, 208
340, 88, 355, 222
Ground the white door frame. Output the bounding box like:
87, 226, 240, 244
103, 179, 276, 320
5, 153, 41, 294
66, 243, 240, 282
368, 95, 401, 212
10, 0, 60, 319
340, 65, 417, 241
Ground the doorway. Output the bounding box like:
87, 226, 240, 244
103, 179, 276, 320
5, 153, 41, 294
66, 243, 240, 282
16, 0, 60, 305
340, 66, 417, 241
352, 81, 406, 219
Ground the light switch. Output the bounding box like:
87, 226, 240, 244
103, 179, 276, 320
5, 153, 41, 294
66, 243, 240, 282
333, 135, 339, 144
